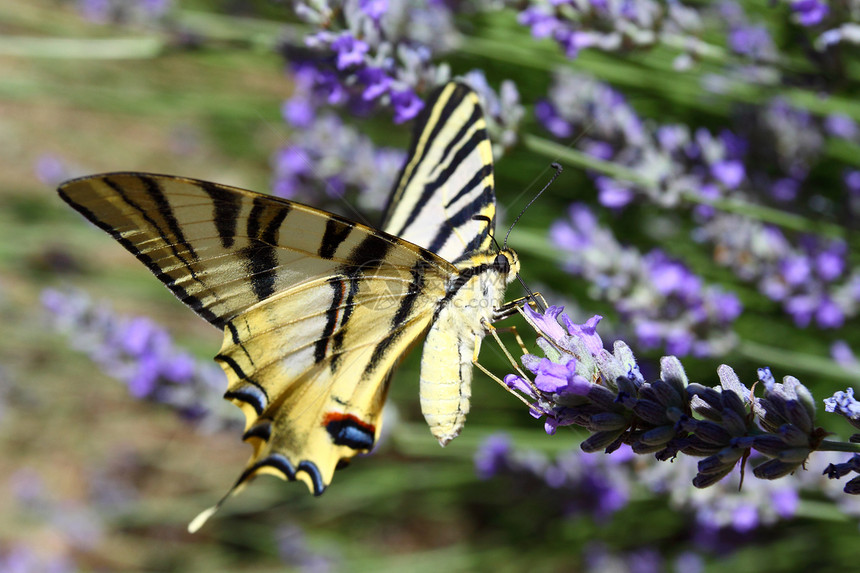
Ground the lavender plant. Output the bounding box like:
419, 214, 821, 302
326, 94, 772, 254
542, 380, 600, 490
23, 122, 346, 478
41, 289, 239, 431
493, 303, 860, 496
535, 67, 860, 330
30, 0, 860, 567
550, 202, 741, 357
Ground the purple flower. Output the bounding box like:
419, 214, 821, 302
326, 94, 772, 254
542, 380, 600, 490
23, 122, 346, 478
731, 503, 759, 532
791, 0, 829, 26
713, 291, 742, 322
635, 321, 662, 348
474, 434, 513, 479
523, 304, 567, 343
815, 245, 845, 281
845, 170, 860, 193
728, 25, 775, 60
595, 176, 634, 208
771, 177, 799, 201
815, 297, 844, 328
562, 314, 605, 357
331, 34, 369, 70
535, 100, 574, 138
780, 255, 811, 286
282, 97, 316, 128
390, 89, 424, 123
824, 388, 860, 424
504, 374, 536, 399
771, 488, 799, 518
358, 0, 387, 20
711, 159, 745, 189
825, 114, 858, 140
532, 357, 591, 395
357, 67, 391, 101
42, 289, 234, 429
518, 7, 558, 39
35, 154, 70, 186
831, 341, 859, 370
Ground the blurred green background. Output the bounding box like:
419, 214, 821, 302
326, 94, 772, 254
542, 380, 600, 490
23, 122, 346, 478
2, 0, 860, 571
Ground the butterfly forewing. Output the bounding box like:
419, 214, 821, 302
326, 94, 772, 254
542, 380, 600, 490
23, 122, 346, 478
382, 82, 496, 263
59, 173, 454, 328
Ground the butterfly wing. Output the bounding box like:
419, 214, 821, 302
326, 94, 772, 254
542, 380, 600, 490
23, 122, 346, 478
382, 82, 496, 263
59, 173, 454, 327
59, 173, 453, 523
217, 261, 439, 497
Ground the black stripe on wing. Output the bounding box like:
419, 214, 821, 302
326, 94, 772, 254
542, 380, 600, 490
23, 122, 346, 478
58, 176, 225, 328
363, 259, 430, 376
387, 103, 486, 238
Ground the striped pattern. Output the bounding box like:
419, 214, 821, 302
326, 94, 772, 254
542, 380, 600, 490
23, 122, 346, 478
57, 82, 521, 532
382, 82, 496, 263
57, 171, 454, 508
59, 173, 455, 330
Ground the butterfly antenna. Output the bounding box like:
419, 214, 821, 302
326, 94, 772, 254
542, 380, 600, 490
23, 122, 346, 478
503, 162, 562, 250
515, 274, 546, 313
472, 214, 503, 251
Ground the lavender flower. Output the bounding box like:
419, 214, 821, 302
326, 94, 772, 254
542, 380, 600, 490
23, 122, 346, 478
824, 387, 860, 430
538, 69, 859, 329
790, 0, 829, 27
460, 70, 524, 155
273, 111, 407, 211
550, 203, 741, 357
77, 0, 171, 24
823, 455, 860, 494
513, 0, 707, 65
832, 341, 860, 373
698, 215, 860, 328
474, 434, 633, 521
41, 288, 239, 431
0, 546, 75, 573
499, 302, 836, 491
283, 0, 460, 122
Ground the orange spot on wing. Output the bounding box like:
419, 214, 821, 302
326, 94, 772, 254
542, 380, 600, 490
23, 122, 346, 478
322, 412, 375, 434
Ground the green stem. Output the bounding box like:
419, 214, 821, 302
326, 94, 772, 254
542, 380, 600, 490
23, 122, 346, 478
0, 35, 164, 58
524, 134, 849, 240
738, 342, 860, 385
818, 440, 860, 453
173, 9, 308, 49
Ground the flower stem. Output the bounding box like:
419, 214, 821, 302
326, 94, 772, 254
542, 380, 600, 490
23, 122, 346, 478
818, 440, 860, 453
523, 134, 850, 240
0, 36, 163, 58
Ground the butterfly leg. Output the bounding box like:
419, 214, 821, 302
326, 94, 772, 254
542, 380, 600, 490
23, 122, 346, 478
493, 291, 547, 321
473, 320, 543, 405
472, 341, 535, 409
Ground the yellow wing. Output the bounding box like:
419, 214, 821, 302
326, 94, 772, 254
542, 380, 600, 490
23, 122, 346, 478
58, 173, 454, 528
218, 265, 439, 496
382, 82, 496, 263
59, 172, 455, 329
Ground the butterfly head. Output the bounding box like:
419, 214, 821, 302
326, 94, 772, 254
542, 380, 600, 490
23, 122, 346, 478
494, 248, 519, 284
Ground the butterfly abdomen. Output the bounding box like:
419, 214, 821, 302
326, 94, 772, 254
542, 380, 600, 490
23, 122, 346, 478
419, 249, 519, 445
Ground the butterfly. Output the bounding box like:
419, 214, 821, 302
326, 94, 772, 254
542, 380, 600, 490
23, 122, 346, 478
58, 82, 520, 530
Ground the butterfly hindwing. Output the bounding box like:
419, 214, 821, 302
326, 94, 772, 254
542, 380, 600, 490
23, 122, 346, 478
218, 260, 443, 498
382, 82, 496, 263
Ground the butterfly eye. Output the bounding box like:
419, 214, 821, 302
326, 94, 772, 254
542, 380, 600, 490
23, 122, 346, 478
494, 253, 510, 274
